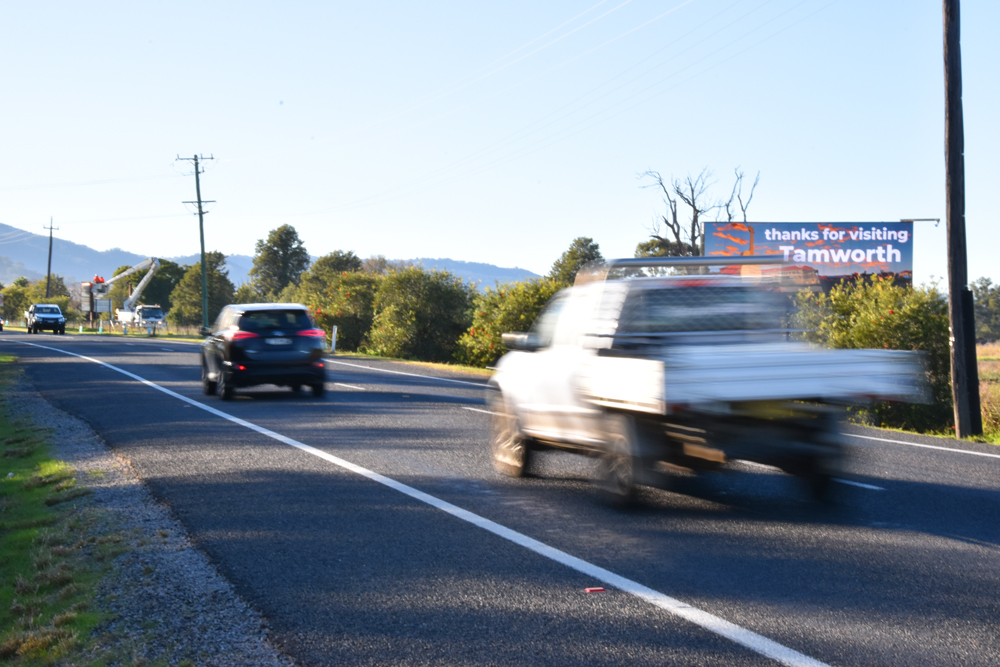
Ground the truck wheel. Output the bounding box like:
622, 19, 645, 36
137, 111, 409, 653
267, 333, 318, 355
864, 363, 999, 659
218, 371, 234, 401
201, 360, 216, 396
489, 391, 532, 478
597, 414, 640, 504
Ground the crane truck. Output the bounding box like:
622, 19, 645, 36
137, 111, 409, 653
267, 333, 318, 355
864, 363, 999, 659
90, 258, 165, 329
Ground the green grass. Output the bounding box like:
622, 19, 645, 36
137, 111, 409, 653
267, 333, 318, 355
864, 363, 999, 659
0, 355, 143, 665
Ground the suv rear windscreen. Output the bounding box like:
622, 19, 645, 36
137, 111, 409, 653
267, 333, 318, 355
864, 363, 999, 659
238, 310, 312, 332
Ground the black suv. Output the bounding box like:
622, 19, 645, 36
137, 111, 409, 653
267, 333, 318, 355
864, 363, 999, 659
201, 303, 327, 400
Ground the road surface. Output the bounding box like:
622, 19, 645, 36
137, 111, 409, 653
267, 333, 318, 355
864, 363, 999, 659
4, 332, 1000, 666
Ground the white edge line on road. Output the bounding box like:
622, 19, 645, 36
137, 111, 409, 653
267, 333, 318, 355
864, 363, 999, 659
334, 382, 366, 391
10, 339, 829, 667
832, 479, 884, 491
325, 359, 488, 388
842, 432, 1000, 460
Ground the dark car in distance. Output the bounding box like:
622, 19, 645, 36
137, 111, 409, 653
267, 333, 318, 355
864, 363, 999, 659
201, 303, 327, 400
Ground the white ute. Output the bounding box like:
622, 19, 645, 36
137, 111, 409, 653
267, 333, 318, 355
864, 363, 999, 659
488, 257, 926, 502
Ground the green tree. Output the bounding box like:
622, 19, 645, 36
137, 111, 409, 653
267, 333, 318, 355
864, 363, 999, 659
303, 271, 381, 351
232, 282, 258, 304
456, 277, 563, 367
792, 277, 952, 432
972, 277, 1000, 342
167, 251, 235, 327
364, 266, 473, 361
1, 283, 30, 322
549, 237, 603, 286
248, 224, 310, 300
310, 250, 363, 279
26, 275, 70, 301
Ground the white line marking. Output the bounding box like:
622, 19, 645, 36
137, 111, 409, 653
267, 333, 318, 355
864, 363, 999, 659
462, 407, 502, 416
334, 382, 365, 391
9, 339, 829, 667
832, 478, 884, 491
842, 432, 1000, 460
326, 359, 488, 388
735, 460, 780, 471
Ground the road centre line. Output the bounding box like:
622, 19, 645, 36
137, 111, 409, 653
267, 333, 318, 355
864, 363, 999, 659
833, 479, 884, 491
462, 407, 501, 416
334, 382, 366, 391
843, 432, 1000, 460
325, 359, 488, 388
9, 340, 829, 667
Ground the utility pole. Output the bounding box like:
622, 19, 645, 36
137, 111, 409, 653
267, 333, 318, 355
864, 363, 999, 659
43, 217, 59, 298
177, 154, 215, 330
943, 0, 982, 437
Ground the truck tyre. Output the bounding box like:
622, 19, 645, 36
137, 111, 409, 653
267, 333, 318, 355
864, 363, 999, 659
201, 360, 216, 396
488, 391, 532, 478
218, 371, 234, 401
597, 414, 640, 504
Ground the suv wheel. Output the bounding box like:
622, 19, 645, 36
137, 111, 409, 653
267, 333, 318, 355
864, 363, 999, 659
218, 371, 234, 401
201, 359, 217, 396
311, 382, 325, 398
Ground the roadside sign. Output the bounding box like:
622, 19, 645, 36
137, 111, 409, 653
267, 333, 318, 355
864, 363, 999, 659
95, 299, 112, 313
704, 221, 914, 290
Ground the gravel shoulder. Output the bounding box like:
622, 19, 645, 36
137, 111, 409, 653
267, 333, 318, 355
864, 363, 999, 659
5, 374, 296, 667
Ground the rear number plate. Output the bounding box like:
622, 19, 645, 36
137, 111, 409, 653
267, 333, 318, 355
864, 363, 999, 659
265, 338, 292, 346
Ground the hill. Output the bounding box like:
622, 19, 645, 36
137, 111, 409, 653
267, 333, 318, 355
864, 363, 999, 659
0, 223, 540, 290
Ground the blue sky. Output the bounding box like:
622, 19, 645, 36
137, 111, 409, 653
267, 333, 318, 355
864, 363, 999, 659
1, 1, 997, 285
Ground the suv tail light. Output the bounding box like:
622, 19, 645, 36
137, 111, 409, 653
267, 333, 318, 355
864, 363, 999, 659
230, 331, 260, 340
298, 329, 326, 338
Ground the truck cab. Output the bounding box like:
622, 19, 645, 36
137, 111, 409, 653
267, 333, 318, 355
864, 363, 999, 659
25, 304, 67, 335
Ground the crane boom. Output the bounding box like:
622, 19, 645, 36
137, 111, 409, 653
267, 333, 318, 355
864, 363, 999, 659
92, 258, 161, 317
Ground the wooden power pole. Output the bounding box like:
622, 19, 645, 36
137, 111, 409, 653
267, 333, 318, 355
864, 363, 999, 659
177, 154, 215, 330
943, 0, 982, 437
43, 217, 59, 298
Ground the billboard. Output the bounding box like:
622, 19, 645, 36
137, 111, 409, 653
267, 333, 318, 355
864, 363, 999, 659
704, 221, 913, 290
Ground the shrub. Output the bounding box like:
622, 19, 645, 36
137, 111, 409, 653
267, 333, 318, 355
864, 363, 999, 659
456, 278, 563, 367
363, 267, 473, 362
792, 277, 952, 433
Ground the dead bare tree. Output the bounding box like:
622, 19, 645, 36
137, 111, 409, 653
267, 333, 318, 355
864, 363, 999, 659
640, 168, 760, 257
721, 168, 760, 223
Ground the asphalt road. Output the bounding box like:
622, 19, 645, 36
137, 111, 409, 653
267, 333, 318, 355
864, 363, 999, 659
4, 332, 1000, 666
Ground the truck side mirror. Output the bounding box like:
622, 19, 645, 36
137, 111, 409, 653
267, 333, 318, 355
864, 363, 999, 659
501, 332, 540, 352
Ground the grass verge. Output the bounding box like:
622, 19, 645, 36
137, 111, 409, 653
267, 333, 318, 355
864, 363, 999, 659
0, 356, 135, 665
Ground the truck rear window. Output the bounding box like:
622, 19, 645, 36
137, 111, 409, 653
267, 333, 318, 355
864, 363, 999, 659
617, 286, 784, 334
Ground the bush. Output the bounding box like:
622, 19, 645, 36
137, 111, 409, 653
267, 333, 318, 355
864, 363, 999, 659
456, 278, 563, 367
363, 267, 473, 362
300, 271, 381, 352
792, 277, 952, 433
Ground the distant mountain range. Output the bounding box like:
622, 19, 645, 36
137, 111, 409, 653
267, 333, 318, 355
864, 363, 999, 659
0, 222, 539, 289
